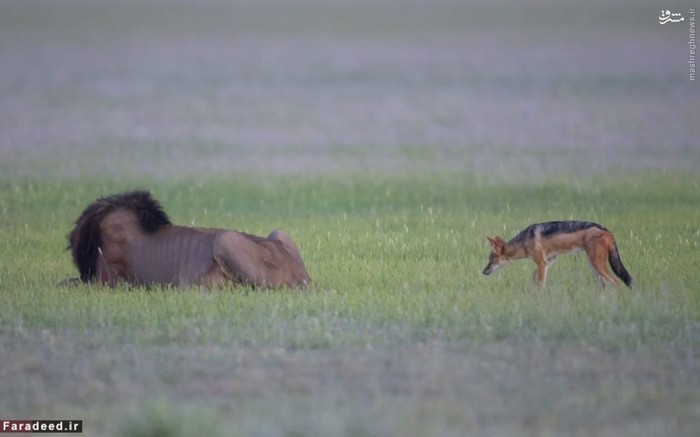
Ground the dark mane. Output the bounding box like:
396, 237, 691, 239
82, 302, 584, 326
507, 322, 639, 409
67, 190, 171, 281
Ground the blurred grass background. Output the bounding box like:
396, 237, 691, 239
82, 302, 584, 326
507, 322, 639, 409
1, 0, 696, 180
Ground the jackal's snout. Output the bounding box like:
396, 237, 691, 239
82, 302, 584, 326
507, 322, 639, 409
482, 263, 496, 275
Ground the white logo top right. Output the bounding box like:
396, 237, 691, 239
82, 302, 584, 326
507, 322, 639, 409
659, 10, 685, 24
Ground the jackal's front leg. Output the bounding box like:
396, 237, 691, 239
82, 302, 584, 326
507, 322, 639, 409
532, 254, 549, 288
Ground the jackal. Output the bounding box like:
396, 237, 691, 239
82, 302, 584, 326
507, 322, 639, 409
483, 221, 632, 288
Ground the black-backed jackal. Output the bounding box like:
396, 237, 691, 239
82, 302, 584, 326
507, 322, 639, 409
482, 221, 632, 288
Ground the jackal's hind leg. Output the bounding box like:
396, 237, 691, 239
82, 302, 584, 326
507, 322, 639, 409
588, 263, 618, 288
585, 245, 618, 288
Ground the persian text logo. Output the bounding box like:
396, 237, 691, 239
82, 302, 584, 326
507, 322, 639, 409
659, 10, 685, 24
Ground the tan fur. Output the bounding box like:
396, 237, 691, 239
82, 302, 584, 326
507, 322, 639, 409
89, 208, 310, 288
483, 224, 630, 288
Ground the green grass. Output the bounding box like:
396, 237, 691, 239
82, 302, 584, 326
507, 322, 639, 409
1, 173, 699, 436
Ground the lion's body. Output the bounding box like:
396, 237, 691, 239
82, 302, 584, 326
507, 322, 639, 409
68, 191, 310, 288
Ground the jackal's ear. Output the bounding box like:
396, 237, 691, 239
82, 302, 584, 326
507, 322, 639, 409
487, 236, 504, 249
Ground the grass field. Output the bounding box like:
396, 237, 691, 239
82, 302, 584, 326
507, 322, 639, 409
1, 0, 699, 436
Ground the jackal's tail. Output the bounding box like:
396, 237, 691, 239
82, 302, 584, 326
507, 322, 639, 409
608, 242, 632, 288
